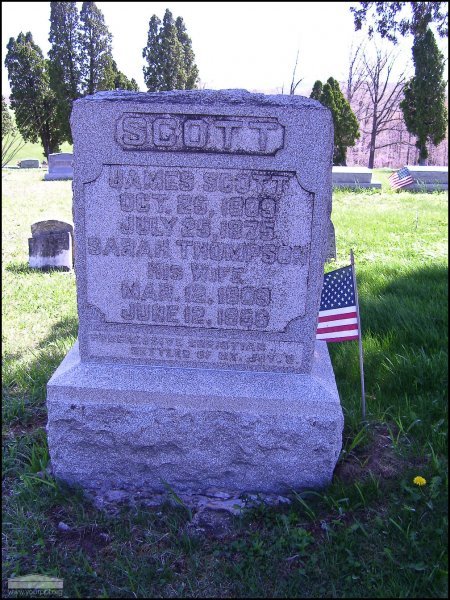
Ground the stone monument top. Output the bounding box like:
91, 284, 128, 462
47, 90, 342, 500
71, 89, 333, 374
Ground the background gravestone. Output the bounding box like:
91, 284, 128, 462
404, 166, 448, 192
332, 166, 381, 189
47, 89, 343, 501
19, 158, 40, 169
28, 220, 73, 271
44, 153, 74, 180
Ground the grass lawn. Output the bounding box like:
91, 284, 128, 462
2, 169, 448, 598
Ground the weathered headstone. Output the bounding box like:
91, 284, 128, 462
47, 90, 343, 501
28, 220, 73, 271
31, 220, 73, 237
44, 153, 74, 180
19, 158, 40, 169
332, 166, 381, 189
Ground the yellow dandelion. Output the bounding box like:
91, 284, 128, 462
413, 476, 427, 486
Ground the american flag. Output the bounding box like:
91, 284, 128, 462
316, 265, 359, 342
389, 167, 415, 190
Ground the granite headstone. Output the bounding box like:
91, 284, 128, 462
332, 166, 381, 189
47, 90, 343, 500
44, 153, 74, 180
20, 158, 40, 169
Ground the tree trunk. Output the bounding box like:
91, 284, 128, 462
40, 126, 50, 159
368, 142, 375, 169
368, 108, 378, 169
406, 133, 412, 165
418, 138, 428, 165
333, 146, 347, 166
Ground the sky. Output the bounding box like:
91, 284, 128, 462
2, 1, 448, 97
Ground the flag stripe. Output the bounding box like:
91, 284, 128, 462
317, 318, 358, 330
318, 334, 360, 343
318, 305, 358, 317
317, 323, 359, 334
317, 328, 359, 338
391, 179, 414, 189
318, 309, 357, 322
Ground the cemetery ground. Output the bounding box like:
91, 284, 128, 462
2, 169, 448, 598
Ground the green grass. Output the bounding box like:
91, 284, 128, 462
2, 169, 448, 598
3, 138, 73, 166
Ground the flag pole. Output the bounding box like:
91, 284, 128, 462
350, 249, 366, 422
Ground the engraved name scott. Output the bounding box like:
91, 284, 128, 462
116, 113, 285, 155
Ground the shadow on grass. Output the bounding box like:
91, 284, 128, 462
329, 262, 448, 439
36, 315, 78, 351
399, 187, 448, 194
6, 262, 36, 275
3, 316, 78, 425
6, 261, 73, 275
333, 186, 382, 194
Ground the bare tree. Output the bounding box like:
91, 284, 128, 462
2, 129, 26, 168
2, 105, 47, 169
288, 50, 303, 95
360, 46, 408, 168
346, 40, 368, 111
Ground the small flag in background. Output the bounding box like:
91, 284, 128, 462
316, 265, 359, 342
389, 166, 415, 190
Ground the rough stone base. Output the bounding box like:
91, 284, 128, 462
47, 340, 343, 498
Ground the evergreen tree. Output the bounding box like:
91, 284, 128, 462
175, 16, 199, 89
311, 77, 360, 165
143, 9, 199, 91
158, 10, 186, 90
400, 28, 447, 165
310, 80, 323, 101
101, 56, 139, 91
142, 15, 161, 91
2, 96, 14, 137
112, 71, 139, 92
5, 32, 63, 157
79, 2, 113, 95
48, 1, 81, 143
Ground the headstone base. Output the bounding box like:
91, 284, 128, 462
47, 340, 343, 497
332, 181, 382, 189
44, 173, 73, 181
404, 183, 448, 192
